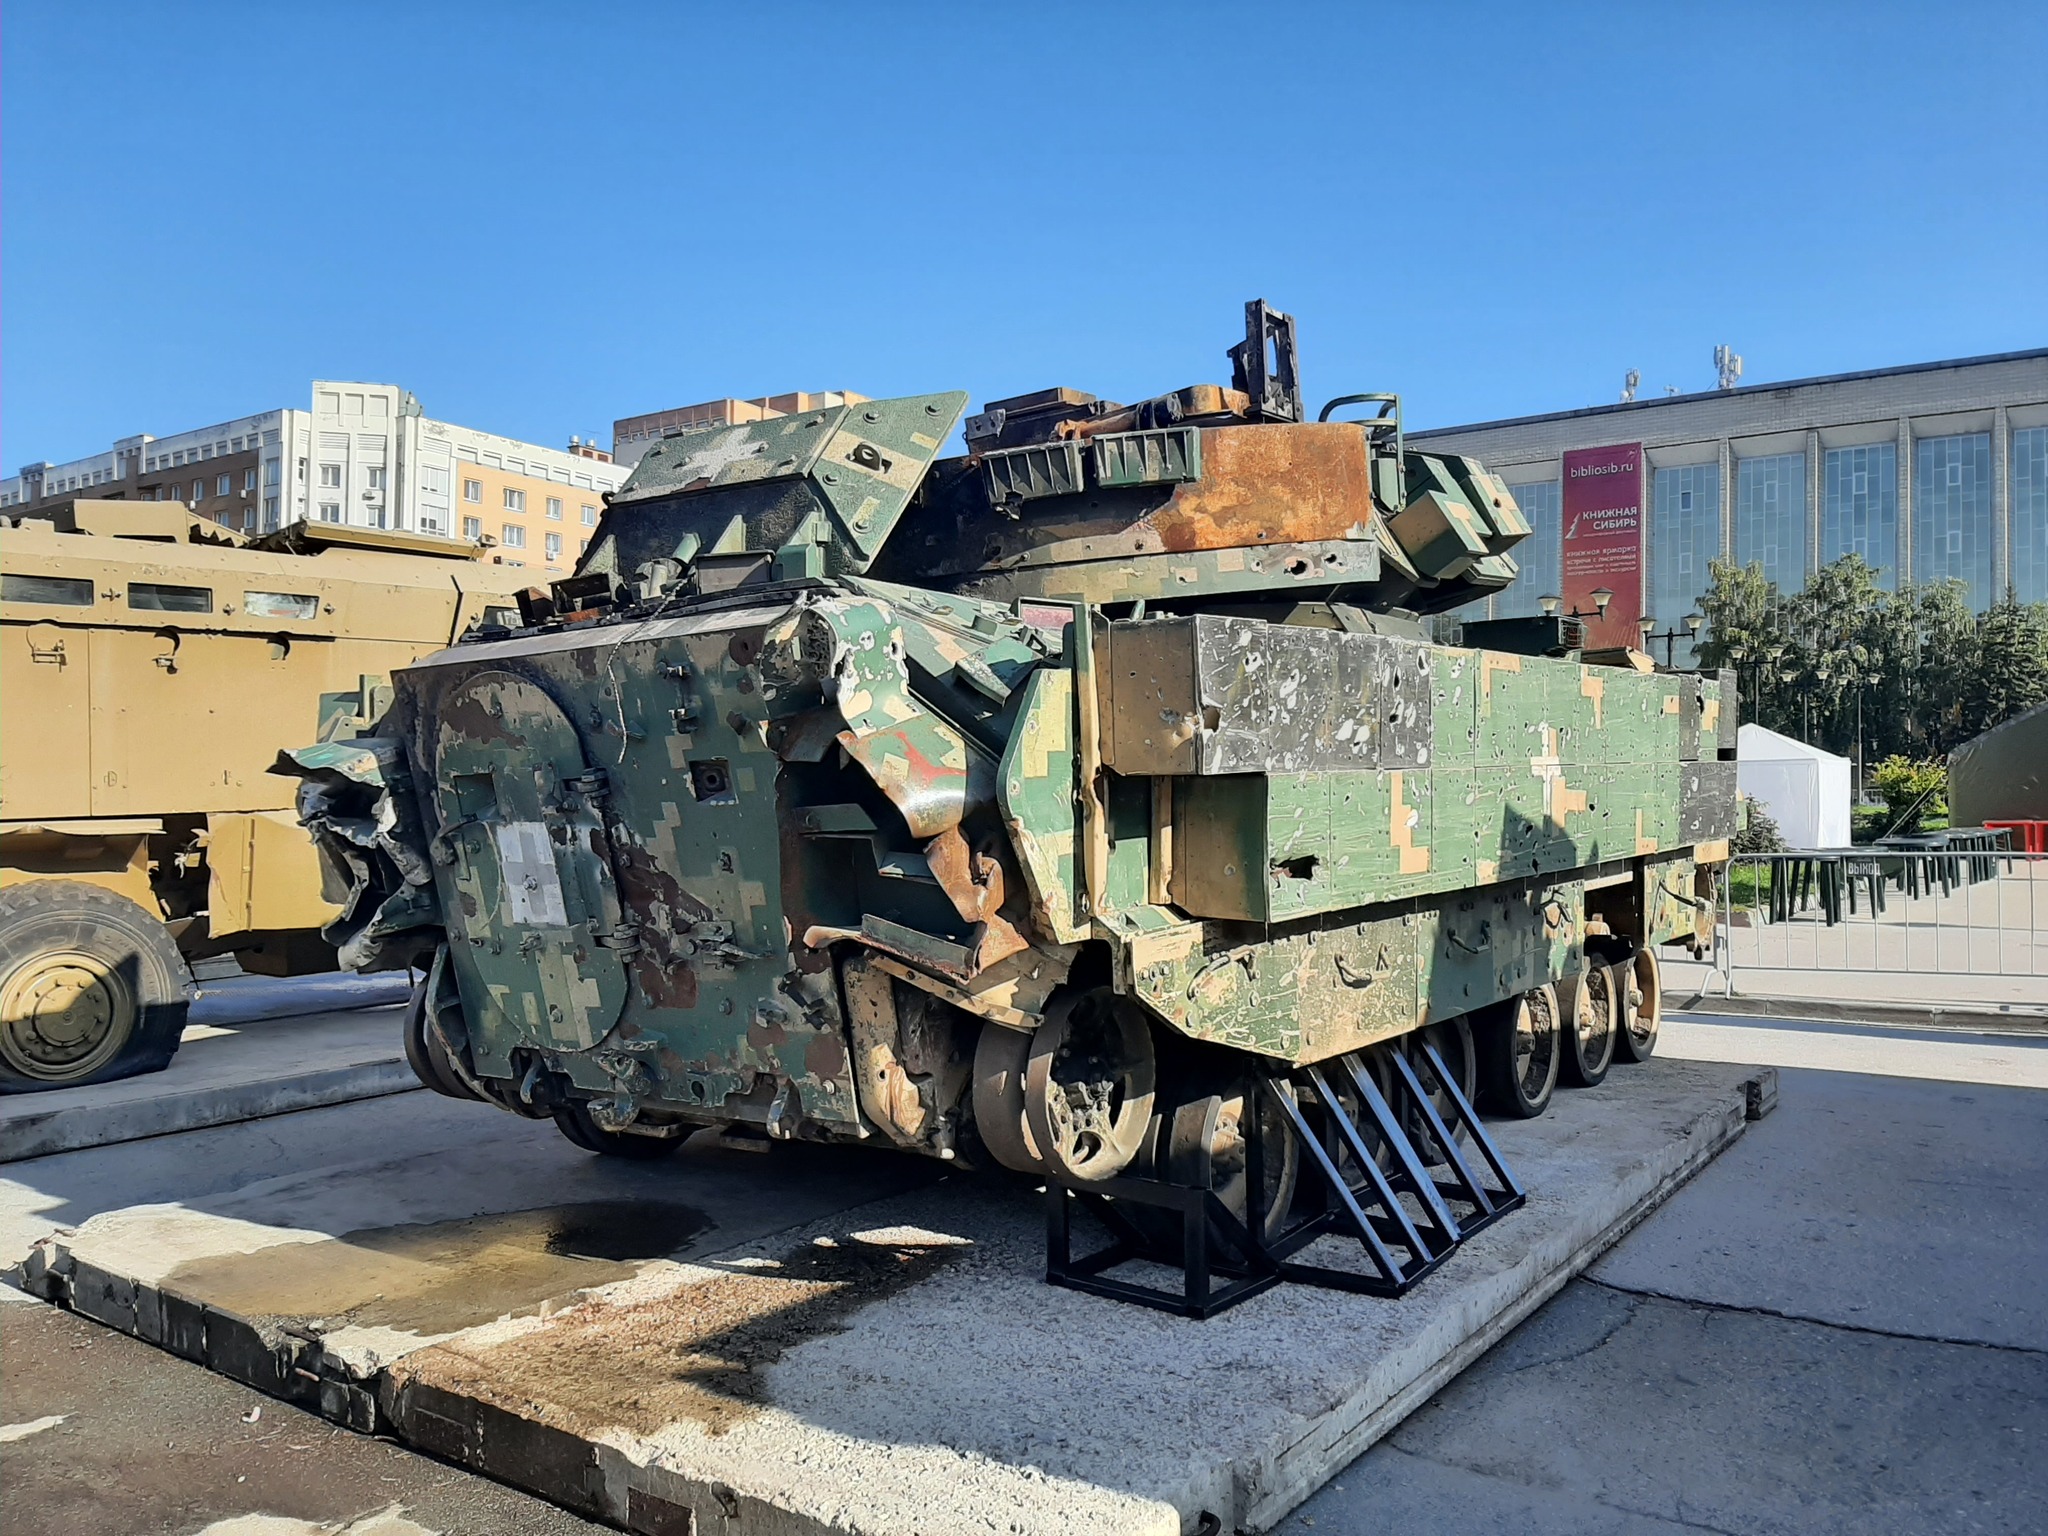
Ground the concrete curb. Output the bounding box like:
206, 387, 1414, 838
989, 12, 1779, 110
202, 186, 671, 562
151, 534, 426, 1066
0, 1062, 422, 1164
1672, 992, 2048, 1035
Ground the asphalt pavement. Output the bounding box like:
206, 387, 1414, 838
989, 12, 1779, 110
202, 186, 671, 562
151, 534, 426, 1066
1292, 1020, 2048, 1536
3, 1010, 2045, 1535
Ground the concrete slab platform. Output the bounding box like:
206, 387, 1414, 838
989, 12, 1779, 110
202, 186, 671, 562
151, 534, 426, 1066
0, 1003, 416, 1163
16, 1058, 1774, 1536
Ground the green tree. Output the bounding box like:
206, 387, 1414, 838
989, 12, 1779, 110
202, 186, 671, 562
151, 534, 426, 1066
1908, 579, 1979, 756
1692, 559, 2047, 771
1694, 559, 1794, 732
1968, 593, 2048, 734
1783, 555, 1885, 758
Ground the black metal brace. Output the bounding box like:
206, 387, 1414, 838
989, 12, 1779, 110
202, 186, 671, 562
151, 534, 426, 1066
1044, 1038, 1525, 1318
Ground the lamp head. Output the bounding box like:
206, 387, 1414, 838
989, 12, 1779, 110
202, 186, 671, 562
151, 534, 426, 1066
1537, 593, 1560, 616
1685, 612, 1704, 633
1591, 587, 1614, 617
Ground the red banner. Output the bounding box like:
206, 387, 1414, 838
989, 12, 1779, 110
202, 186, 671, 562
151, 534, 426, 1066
1561, 443, 1644, 650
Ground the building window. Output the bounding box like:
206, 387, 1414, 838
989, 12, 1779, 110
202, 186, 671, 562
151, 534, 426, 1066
367, 466, 386, 490
1914, 432, 1993, 610
263, 495, 279, 520
503, 488, 526, 512
462, 478, 482, 502
1822, 443, 1898, 587
319, 463, 343, 488
2013, 426, 2048, 607
244, 468, 258, 492
1734, 452, 1807, 593
462, 515, 482, 539
296, 457, 308, 483
216, 473, 232, 497
579, 538, 591, 554
1651, 463, 1720, 665
544, 532, 562, 561
420, 516, 441, 533
501, 523, 526, 548
1493, 480, 1561, 619
318, 502, 342, 522
581, 503, 597, 526
546, 496, 562, 520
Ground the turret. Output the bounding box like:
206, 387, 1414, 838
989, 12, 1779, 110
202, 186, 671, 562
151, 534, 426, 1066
556, 302, 1532, 628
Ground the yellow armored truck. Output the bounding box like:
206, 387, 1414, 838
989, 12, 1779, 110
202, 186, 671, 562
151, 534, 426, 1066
0, 500, 533, 1090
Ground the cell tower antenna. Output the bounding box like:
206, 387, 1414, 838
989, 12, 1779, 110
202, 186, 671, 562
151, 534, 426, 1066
1714, 345, 1744, 391
1621, 369, 1640, 403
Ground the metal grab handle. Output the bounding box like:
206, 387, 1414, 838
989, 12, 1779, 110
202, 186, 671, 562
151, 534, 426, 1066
1318, 392, 1400, 424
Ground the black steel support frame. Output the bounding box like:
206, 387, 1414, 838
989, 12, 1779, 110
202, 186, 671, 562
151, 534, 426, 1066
1044, 1039, 1525, 1318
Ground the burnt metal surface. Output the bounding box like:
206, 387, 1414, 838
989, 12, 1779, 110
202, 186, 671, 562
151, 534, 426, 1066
1100, 614, 1433, 776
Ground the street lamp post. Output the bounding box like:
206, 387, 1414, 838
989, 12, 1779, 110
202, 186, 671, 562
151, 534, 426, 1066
1538, 588, 1614, 624
1637, 612, 1705, 668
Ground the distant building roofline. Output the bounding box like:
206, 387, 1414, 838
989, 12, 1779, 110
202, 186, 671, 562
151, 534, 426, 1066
1408, 345, 2048, 440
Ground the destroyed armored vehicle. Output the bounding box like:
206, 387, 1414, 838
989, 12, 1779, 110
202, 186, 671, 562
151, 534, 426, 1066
287, 304, 1736, 1311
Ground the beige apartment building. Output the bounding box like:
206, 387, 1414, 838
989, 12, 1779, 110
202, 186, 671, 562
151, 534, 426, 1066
5, 385, 629, 582
450, 437, 618, 577
612, 391, 869, 469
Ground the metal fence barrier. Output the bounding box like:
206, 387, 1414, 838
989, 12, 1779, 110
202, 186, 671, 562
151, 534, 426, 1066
1702, 839, 2047, 993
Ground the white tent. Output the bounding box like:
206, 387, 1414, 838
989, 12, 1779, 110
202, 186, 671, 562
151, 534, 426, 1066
1737, 723, 1853, 849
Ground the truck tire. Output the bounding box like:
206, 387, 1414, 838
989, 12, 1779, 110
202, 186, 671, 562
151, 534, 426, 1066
0, 880, 191, 1093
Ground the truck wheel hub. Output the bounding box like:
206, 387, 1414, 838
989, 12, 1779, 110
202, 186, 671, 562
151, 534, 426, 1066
1, 951, 128, 1075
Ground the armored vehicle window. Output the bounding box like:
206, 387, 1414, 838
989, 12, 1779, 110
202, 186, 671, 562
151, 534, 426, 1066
243, 589, 318, 619
2, 574, 95, 607
128, 582, 213, 613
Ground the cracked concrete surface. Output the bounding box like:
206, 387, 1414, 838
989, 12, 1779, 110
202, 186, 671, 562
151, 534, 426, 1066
1293, 1026, 2048, 1535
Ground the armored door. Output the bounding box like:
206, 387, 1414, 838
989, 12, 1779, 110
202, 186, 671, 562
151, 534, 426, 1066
431, 669, 628, 1061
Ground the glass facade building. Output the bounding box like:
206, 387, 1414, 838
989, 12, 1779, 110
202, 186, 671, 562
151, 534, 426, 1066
2015, 426, 2048, 606
1408, 348, 2048, 641
1496, 479, 1560, 618
1821, 442, 1898, 587
1649, 464, 1719, 665
1913, 432, 1995, 609
1734, 452, 1806, 591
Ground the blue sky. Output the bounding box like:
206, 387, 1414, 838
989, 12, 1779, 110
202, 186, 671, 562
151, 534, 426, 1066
5, 2, 2043, 468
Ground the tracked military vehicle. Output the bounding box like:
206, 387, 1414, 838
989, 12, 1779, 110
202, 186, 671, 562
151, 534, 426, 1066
286, 305, 1735, 1312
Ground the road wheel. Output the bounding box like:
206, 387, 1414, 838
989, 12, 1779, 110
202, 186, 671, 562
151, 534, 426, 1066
0, 880, 190, 1093
1023, 987, 1156, 1182
552, 1101, 684, 1159
970, 1019, 1045, 1174
1613, 947, 1662, 1064
1557, 965, 1617, 1087
1404, 1014, 1476, 1162
1475, 985, 1561, 1118
402, 976, 481, 1100
1170, 1077, 1300, 1242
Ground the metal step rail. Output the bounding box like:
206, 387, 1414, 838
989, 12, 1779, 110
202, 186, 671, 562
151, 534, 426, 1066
1044, 1037, 1525, 1318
